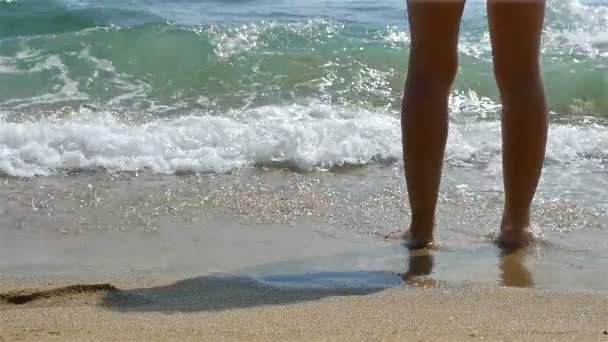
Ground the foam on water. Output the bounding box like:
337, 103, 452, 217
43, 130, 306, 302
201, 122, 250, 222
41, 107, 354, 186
0, 0, 606, 179
544, 0, 608, 59
0, 98, 606, 178
3, 55, 90, 108
381, 0, 608, 61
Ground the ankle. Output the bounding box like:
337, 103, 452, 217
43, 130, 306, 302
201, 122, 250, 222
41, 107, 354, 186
501, 210, 531, 232
409, 216, 435, 242
498, 227, 534, 250
411, 212, 435, 228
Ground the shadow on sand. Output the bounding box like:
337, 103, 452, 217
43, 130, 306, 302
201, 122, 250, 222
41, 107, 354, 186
101, 271, 401, 312
99, 246, 533, 312
0, 245, 534, 312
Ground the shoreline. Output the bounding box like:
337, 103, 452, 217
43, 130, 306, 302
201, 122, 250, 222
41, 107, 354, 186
2, 171, 607, 291
1, 171, 607, 340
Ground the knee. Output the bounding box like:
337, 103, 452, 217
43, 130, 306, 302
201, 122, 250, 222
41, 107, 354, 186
493, 62, 545, 104
496, 77, 546, 110
406, 50, 459, 92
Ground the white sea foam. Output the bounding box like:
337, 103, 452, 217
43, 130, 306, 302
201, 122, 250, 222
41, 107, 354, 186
205, 19, 343, 59
1, 54, 89, 108
0, 101, 605, 177
383, 0, 608, 61
544, 0, 608, 59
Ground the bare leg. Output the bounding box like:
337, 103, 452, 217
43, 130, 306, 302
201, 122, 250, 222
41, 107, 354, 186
386, 0, 465, 248
488, 0, 548, 249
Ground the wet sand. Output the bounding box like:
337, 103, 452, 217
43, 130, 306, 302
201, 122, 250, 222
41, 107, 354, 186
2, 170, 607, 289
1, 170, 607, 340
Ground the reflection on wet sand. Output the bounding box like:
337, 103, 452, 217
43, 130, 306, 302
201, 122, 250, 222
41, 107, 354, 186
402, 249, 436, 287
401, 246, 534, 289
499, 249, 534, 288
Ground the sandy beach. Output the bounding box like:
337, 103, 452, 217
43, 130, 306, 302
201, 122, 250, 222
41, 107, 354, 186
1, 173, 607, 341
1, 278, 607, 341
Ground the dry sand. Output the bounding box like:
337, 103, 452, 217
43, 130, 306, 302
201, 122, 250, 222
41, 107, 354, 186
1, 277, 607, 342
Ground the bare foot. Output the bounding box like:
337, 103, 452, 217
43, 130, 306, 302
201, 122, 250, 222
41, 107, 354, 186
498, 225, 534, 251
384, 229, 434, 249
384, 229, 411, 240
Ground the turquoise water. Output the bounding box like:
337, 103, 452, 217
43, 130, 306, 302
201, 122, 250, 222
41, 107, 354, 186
0, 0, 606, 182
1, 1, 607, 114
